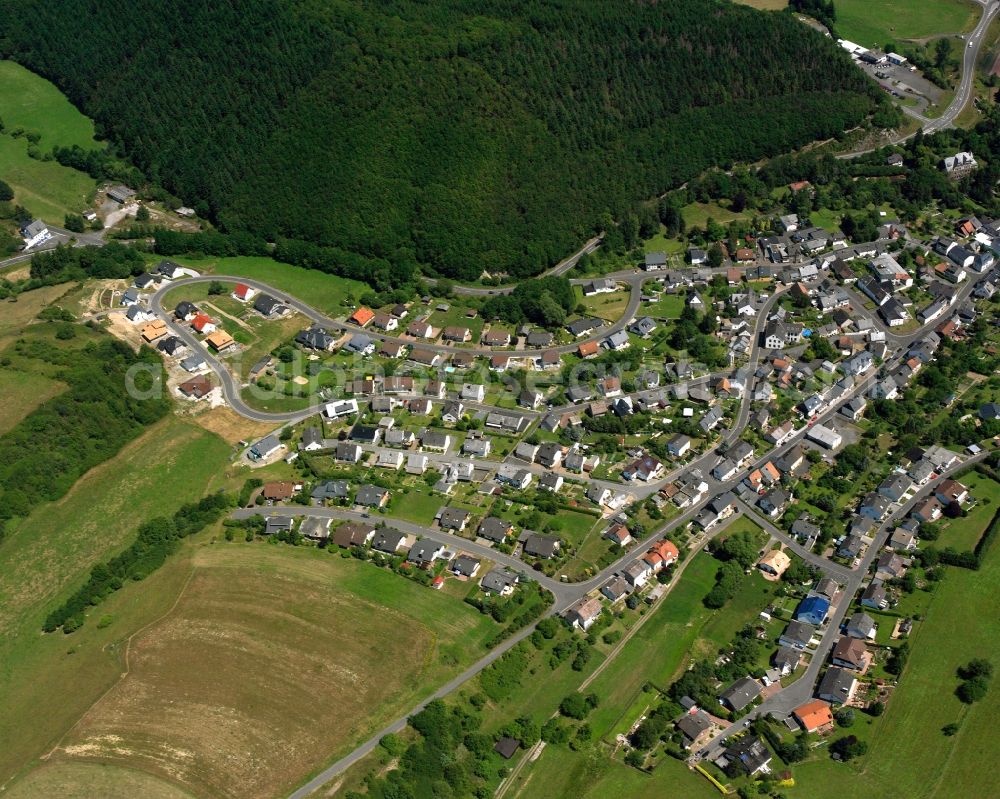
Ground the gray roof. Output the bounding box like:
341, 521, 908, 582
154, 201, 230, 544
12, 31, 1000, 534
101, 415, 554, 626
523, 533, 560, 558
451, 555, 481, 576
371, 528, 406, 553
720, 676, 762, 711
481, 567, 519, 593
356, 484, 388, 506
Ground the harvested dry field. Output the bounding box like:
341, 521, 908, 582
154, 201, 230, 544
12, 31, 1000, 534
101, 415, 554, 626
49, 544, 496, 798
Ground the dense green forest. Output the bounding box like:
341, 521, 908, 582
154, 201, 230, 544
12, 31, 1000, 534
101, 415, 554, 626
0, 0, 881, 280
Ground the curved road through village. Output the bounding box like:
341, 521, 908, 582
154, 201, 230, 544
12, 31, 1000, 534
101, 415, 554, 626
147, 252, 985, 796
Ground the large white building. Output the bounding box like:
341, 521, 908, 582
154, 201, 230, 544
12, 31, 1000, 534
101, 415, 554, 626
20, 219, 52, 250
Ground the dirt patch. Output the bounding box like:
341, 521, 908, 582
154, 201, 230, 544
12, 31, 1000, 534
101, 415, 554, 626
102, 312, 144, 352
53, 548, 444, 799
188, 406, 276, 445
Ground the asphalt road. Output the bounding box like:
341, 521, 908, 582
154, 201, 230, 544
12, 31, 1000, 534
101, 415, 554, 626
263, 259, 984, 796
838, 0, 999, 158
925, 0, 1000, 134
695, 449, 991, 758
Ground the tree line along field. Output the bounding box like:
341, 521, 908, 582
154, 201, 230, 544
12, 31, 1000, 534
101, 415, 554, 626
0, 414, 232, 790
0, 60, 98, 220
0, 0, 882, 281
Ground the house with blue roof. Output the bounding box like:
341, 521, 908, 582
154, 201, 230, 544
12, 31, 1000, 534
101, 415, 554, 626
794, 595, 830, 626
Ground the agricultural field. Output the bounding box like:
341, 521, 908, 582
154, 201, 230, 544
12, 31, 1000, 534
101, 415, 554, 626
4, 762, 193, 799
0, 135, 97, 221
834, 0, 977, 47
0, 416, 233, 788
0, 60, 99, 220
42, 543, 500, 799
733, 0, 786, 9
791, 528, 1000, 799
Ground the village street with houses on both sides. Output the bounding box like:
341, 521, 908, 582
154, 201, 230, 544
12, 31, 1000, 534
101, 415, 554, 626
2, 4, 1000, 796
106, 205, 998, 799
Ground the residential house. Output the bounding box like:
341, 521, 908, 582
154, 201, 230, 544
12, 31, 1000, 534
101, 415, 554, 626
248, 434, 281, 461
264, 516, 294, 536
831, 637, 869, 672
774, 646, 801, 676
450, 555, 481, 578
371, 528, 407, 553
817, 667, 858, 705
779, 620, 816, 651
860, 581, 888, 610
564, 597, 602, 630
355, 484, 390, 508
844, 612, 877, 640
422, 431, 452, 452
719, 677, 763, 713
407, 540, 445, 567
477, 517, 514, 543
795, 595, 830, 626
758, 488, 789, 518
523, 533, 561, 559
667, 434, 692, 457
724, 736, 772, 776
332, 522, 375, 548
481, 568, 519, 596
623, 454, 664, 482
312, 480, 350, 504
793, 701, 834, 734
623, 560, 652, 589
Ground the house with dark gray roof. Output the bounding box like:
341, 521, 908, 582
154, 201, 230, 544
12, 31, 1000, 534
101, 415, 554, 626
371, 528, 406, 553
719, 676, 763, 712
523, 533, 560, 559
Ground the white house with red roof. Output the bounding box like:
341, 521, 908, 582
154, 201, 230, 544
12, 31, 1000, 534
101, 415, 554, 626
232, 283, 256, 302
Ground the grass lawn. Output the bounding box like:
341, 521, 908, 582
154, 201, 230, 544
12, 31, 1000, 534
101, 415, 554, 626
809, 207, 844, 233
681, 201, 750, 229
387, 486, 445, 525
791, 528, 1000, 798
834, 0, 977, 46
577, 285, 631, 323
0, 369, 64, 435
427, 303, 485, 343
0, 60, 100, 220
643, 224, 686, 256
145, 255, 369, 317
0, 416, 233, 789
697, 570, 776, 653
585, 553, 720, 738
938, 472, 1000, 552
511, 742, 717, 799
644, 292, 685, 320
0, 135, 97, 221
0, 61, 100, 151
